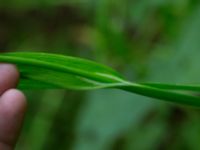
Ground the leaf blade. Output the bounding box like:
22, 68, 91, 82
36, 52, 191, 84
0, 52, 200, 107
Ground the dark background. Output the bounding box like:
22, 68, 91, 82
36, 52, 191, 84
1, 1, 200, 150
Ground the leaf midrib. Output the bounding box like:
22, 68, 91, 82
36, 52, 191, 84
0, 55, 123, 84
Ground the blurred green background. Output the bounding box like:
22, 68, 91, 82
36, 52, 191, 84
1, 0, 200, 150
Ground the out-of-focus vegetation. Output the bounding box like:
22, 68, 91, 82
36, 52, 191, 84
1, 0, 200, 150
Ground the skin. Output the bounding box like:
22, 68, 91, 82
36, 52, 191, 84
0, 64, 27, 150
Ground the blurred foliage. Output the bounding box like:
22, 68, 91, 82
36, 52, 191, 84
0, 0, 200, 150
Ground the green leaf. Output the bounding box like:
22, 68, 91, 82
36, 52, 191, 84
0, 52, 200, 107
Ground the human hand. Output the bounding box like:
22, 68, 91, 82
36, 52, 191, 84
0, 64, 27, 150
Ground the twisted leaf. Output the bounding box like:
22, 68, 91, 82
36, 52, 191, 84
0, 52, 200, 107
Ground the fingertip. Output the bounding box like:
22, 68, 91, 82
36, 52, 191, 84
0, 89, 27, 114
0, 64, 20, 95
0, 64, 19, 79
0, 89, 27, 147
